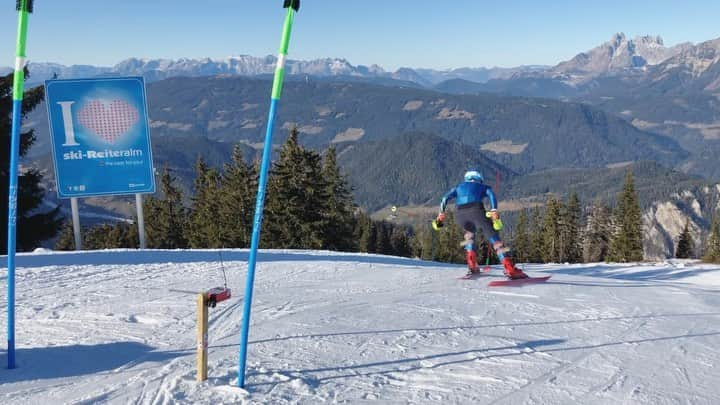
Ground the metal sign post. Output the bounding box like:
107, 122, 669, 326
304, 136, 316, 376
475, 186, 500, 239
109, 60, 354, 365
70, 197, 82, 250
135, 193, 146, 249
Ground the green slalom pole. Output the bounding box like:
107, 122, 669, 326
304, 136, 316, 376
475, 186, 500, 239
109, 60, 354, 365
238, 0, 299, 388
6, 0, 33, 370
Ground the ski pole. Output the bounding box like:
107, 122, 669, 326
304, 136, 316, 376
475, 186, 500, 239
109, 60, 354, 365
6, 0, 33, 370
238, 0, 299, 389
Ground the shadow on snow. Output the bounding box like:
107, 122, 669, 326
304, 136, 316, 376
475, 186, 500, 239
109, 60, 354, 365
245, 311, 720, 345
248, 330, 720, 389
539, 263, 720, 283
0, 342, 185, 384
251, 338, 567, 387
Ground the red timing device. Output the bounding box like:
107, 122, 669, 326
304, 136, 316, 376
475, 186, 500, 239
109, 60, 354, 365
206, 287, 231, 308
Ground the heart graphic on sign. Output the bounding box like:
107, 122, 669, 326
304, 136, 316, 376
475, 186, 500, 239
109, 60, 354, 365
77, 99, 139, 144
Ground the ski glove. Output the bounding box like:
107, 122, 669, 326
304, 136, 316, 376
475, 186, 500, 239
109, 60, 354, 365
436, 212, 446, 223
486, 210, 503, 231
488, 209, 499, 221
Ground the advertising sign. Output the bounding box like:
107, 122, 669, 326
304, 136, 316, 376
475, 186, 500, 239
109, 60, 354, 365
45, 77, 155, 198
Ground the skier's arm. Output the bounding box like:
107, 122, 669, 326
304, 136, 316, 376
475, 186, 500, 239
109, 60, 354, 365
485, 187, 498, 211
440, 188, 457, 213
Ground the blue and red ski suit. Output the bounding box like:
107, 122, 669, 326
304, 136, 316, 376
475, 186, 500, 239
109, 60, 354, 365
440, 180, 526, 278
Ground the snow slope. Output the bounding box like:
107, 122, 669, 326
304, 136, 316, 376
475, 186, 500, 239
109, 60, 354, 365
1, 249, 719, 404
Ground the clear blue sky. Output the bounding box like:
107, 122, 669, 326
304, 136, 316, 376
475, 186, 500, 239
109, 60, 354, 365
1, 0, 719, 70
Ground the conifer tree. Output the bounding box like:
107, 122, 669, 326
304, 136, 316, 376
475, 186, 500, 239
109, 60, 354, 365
375, 221, 391, 255
528, 206, 544, 263
54, 211, 138, 252
263, 128, 329, 249
54, 221, 77, 251
562, 193, 582, 263
124, 219, 140, 248
608, 171, 644, 262
411, 222, 435, 260
583, 201, 612, 262
389, 225, 413, 258
434, 211, 465, 264
541, 197, 562, 263
356, 212, 374, 253
703, 215, 720, 263
365, 220, 378, 253
187, 158, 223, 248
321, 146, 357, 251
512, 209, 530, 263
217, 145, 257, 248
82, 224, 110, 249
1, 70, 62, 253
676, 219, 695, 259
144, 167, 188, 249
105, 222, 131, 248
81, 222, 137, 249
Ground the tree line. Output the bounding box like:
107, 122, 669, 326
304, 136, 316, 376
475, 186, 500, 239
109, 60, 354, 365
55, 135, 720, 265
56, 128, 413, 257
509, 179, 641, 264
508, 172, 720, 263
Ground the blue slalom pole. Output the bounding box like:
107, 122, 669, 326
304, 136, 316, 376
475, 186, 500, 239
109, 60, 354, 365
6, 102, 22, 369
6, 0, 33, 370
238, 0, 299, 388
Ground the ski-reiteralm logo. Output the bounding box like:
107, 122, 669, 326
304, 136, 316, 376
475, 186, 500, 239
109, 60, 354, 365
77, 99, 139, 144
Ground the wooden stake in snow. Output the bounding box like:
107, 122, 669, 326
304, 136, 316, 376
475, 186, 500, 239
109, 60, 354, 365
197, 293, 208, 381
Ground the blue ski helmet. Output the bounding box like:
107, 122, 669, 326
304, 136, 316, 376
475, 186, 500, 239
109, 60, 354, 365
464, 169, 484, 182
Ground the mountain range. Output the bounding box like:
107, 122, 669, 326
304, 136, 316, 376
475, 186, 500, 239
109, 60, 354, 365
0, 56, 546, 88
1, 32, 704, 88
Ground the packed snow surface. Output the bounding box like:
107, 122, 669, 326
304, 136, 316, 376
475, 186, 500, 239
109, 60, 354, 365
1, 249, 719, 404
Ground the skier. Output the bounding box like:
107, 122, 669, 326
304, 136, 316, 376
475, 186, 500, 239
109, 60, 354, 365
436, 169, 528, 279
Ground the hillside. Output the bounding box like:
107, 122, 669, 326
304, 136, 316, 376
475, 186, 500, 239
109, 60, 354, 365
23, 75, 684, 174
142, 76, 685, 175
441, 35, 720, 179
338, 140, 698, 213
336, 132, 515, 211
1, 249, 719, 404
503, 161, 702, 207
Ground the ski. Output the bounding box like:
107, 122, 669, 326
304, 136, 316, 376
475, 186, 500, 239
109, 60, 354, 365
487, 275, 551, 287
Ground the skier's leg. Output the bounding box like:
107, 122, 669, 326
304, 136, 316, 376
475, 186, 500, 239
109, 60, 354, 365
477, 211, 528, 279
463, 231, 479, 272
477, 212, 505, 257
456, 207, 480, 273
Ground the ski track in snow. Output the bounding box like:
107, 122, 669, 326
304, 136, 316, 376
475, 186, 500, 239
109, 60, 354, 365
1, 250, 719, 404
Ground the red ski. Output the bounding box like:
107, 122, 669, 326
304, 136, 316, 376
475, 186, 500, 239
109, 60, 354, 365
488, 275, 551, 287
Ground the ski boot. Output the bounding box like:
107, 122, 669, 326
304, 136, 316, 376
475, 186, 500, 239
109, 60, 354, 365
502, 257, 528, 279
465, 250, 482, 276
